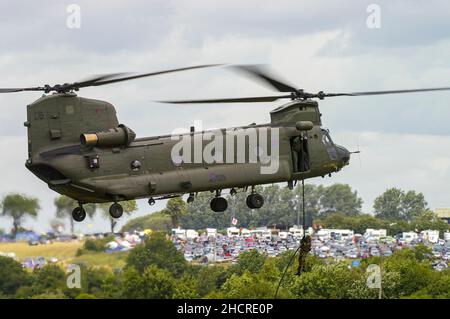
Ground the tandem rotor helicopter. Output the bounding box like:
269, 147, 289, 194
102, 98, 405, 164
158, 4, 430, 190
1, 64, 450, 222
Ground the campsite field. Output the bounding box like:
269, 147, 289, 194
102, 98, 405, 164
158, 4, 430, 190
0, 241, 128, 269
0, 241, 82, 260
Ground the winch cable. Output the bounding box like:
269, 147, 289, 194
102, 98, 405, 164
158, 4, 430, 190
274, 179, 308, 299
296, 179, 311, 276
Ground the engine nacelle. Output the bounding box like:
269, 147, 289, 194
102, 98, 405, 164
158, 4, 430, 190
80, 124, 136, 147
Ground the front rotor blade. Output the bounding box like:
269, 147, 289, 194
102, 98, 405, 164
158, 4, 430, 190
73, 73, 131, 89
89, 64, 223, 87
326, 87, 450, 97
158, 94, 292, 104
231, 65, 298, 92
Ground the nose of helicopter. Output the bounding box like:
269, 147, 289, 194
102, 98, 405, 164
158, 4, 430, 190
336, 145, 350, 166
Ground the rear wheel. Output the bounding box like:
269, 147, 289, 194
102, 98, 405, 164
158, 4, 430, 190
246, 193, 264, 209
210, 197, 228, 212
72, 207, 86, 222
109, 203, 124, 218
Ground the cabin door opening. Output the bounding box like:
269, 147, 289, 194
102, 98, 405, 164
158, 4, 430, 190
291, 135, 310, 173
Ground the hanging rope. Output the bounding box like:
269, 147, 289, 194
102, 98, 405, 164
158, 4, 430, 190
274, 179, 311, 298
296, 179, 312, 275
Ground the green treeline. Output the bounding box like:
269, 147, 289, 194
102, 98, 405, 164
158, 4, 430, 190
122, 184, 448, 236
1, 232, 450, 299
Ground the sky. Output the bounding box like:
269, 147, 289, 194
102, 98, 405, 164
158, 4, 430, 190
1, 0, 450, 233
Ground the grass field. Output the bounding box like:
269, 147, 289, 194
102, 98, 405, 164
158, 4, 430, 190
0, 241, 82, 260
0, 241, 129, 269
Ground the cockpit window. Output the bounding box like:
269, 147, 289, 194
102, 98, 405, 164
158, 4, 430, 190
322, 130, 334, 145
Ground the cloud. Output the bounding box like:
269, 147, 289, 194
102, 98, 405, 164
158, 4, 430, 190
1, 0, 450, 232
317, 130, 450, 213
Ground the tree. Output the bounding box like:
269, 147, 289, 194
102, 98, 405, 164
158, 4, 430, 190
295, 184, 322, 219
121, 211, 172, 233
408, 273, 450, 299
289, 263, 358, 298
220, 259, 291, 299
121, 265, 176, 299
17, 264, 66, 298
177, 183, 363, 229
0, 256, 30, 297
180, 192, 230, 229
1, 193, 40, 236
54, 195, 95, 234
316, 213, 388, 235
190, 264, 229, 297
172, 274, 199, 299
348, 269, 401, 299
318, 184, 363, 217
74, 265, 113, 298
410, 210, 449, 235
402, 190, 427, 220
162, 197, 187, 228
230, 249, 267, 276
97, 200, 137, 233
126, 231, 187, 277
374, 188, 427, 221
254, 185, 296, 228
374, 188, 403, 220
382, 249, 433, 298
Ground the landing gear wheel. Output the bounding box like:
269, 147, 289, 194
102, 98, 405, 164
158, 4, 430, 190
72, 207, 86, 222
246, 193, 264, 209
109, 203, 124, 218
210, 197, 228, 212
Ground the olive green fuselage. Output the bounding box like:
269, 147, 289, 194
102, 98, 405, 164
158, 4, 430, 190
25, 93, 349, 203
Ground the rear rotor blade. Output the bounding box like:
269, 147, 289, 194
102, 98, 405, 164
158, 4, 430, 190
89, 64, 223, 87
72, 73, 131, 89
231, 65, 298, 92
0, 87, 46, 93
0, 64, 222, 94
158, 94, 292, 104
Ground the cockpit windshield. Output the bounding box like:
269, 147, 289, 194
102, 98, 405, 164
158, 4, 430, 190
321, 129, 334, 145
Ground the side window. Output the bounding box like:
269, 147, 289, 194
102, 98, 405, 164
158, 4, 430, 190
322, 133, 330, 145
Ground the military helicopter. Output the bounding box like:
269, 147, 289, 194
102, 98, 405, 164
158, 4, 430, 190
2, 64, 450, 223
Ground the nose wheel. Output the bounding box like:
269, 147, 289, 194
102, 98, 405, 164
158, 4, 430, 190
72, 206, 87, 222
246, 193, 264, 209
210, 192, 228, 212
109, 203, 124, 218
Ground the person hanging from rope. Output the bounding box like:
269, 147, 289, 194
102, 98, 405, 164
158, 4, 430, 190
296, 234, 311, 275
275, 179, 312, 298
295, 179, 312, 276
